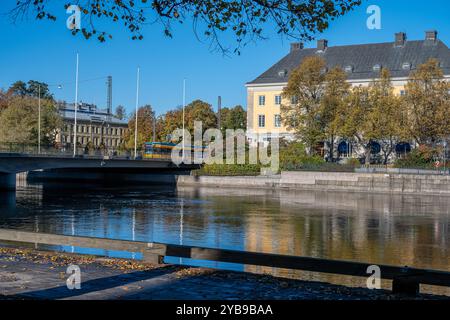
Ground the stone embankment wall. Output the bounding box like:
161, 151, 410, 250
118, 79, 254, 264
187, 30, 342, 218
177, 172, 450, 196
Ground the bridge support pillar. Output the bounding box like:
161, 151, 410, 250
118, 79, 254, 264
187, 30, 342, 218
0, 173, 16, 191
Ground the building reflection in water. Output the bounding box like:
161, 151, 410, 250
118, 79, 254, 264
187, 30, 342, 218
177, 186, 450, 295
1, 182, 449, 295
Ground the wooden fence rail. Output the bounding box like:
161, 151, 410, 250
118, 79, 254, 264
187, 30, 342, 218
0, 228, 449, 295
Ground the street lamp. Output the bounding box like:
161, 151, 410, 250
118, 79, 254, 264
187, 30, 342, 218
38, 83, 62, 154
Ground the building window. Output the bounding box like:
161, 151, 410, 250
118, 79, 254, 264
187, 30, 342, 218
274, 95, 282, 105
258, 95, 265, 106
373, 64, 382, 72
274, 114, 282, 128
258, 115, 265, 128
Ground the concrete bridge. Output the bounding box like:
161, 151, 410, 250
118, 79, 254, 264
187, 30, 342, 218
0, 153, 199, 190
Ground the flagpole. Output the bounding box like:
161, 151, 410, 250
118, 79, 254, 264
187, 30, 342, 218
182, 78, 186, 162
38, 85, 41, 154
73, 53, 79, 157
134, 67, 140, 159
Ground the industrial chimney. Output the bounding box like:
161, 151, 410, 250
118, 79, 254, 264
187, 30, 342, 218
107, 76, 112, 115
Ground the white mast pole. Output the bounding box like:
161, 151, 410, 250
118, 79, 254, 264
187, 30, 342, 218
134, 67, 140, 159
38, 85, 41, 154
182, 78, 186, 162
73, 53, 79, 157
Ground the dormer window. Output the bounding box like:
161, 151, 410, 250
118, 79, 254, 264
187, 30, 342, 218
373, 64, 382, 72
278, 69, 288, 78
344, 65, 354, 73
402, 62, 411, 70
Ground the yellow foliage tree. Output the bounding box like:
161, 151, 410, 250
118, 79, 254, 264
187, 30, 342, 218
404, 58, 450, 146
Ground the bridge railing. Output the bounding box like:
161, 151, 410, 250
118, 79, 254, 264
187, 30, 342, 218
0, 143, 141, 159
0, 228, 449, 295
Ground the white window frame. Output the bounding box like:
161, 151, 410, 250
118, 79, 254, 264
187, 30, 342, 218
258, 95, 266, 106
274, 95, 282, 105
258, 115, 266, 128
274, 114, 281, 128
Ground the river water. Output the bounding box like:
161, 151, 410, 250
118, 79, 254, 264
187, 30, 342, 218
0, 182, 449, 295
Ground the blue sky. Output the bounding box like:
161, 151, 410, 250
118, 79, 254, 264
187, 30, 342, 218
1, 0, 449, 116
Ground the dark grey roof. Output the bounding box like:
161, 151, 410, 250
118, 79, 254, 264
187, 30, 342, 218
247, 39, 450, 85
58, 102, 128, 126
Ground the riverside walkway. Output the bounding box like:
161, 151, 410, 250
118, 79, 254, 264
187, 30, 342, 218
0, 247, 447, 300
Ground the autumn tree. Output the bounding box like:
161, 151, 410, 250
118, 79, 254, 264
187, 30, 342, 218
27, 80, 53, 99
366, 70, 408, 164
334, 85, 371, 163
219, 105, 246, 134
404, 59, 450, 146
281, 56, 327, 155
115, 105, 126, 120
7, 80, 53, 99
122, 105, 156, 150
7, 81, 28, 97
11, 0, 361, 53
160, 99, 217, 140
0, 95, 61, 145
336, 69, 406, 164
320, 67, 350, 161
0, 90, 8, 112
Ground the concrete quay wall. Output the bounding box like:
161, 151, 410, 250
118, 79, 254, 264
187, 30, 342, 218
177, 172, 450, 196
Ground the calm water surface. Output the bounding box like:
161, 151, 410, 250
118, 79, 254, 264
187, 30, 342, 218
0, 182, 449, 294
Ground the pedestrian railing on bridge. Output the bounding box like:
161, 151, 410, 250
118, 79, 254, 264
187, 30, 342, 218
0, 143, 140, 160
0, 228, 449, 296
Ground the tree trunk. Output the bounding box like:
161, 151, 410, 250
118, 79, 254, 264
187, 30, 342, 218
365, 147, 371, 166
329, 135, 334, 162
383, 152, 389, 165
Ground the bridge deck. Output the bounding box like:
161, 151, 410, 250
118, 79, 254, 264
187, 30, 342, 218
0, 153, 196, 174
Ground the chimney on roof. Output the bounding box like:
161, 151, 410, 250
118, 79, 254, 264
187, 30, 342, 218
395, 32, 406, 46
317, 39, 328, 51
290, 42, 304, 52
425, 30, 438, 41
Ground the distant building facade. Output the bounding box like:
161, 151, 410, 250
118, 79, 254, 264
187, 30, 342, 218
56, 102, 128, 150
246, 31, 450, 157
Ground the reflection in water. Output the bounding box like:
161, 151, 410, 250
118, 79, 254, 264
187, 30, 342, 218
0, 182, 449, 295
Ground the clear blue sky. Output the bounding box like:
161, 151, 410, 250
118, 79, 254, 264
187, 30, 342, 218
1, 0, 449, 116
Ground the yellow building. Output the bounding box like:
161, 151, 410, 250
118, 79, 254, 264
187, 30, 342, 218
246, 31, 450, 150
